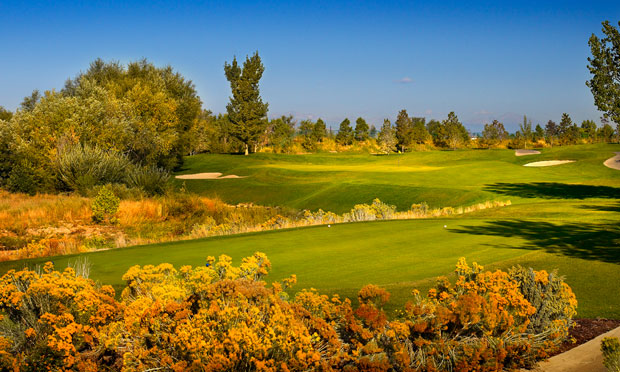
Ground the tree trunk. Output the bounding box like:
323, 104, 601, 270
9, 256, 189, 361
244, 143, 249, 156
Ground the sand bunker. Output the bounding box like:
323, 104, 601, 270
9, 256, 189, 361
515, 149, 541, 156
524, 160, 575, 167
603, 152, 620, 170
175, 172, 246, 180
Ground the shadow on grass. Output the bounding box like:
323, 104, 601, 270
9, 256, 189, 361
484, 182, 620, 200
450, 220, 620, 264
579, 202, 620, 213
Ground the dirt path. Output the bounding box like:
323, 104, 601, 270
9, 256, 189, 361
526, 325, 620, 372
524, 160, 574, 167
516, 149, 541, 156
603, 152, 620, 170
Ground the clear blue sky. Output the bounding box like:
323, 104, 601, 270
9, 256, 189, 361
1, 0, 618, 131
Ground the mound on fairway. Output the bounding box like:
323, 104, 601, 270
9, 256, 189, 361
175, 172, 246, 179
524, 160, 575, 167
515, 149, 541, 156
604, 152, 620, 170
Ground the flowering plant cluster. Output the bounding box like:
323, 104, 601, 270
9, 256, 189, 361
0, 254, 576, 371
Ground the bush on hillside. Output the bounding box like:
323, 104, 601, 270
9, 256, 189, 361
57, 145, 131, 195
125, 164, 170, 196
91, 185, 120, 223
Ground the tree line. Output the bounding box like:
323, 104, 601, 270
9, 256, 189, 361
0, 19, 619, 194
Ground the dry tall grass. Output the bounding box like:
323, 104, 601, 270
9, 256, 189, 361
0, 190, 510, 262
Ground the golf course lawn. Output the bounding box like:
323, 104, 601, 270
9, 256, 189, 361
1, 144, 618, 318
174, 143, 620, 212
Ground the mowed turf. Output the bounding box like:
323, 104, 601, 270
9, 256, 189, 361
1, 144, 618, 318
175, 143, 620, 212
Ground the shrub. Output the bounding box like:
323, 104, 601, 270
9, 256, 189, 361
91, 185, 120, 223
57, 145, 131, 195
126, 164, 170, 196
602, 337, 620, 372
5, 159, 42, 195
508, 266, 577, 345
0, 262, 120, 371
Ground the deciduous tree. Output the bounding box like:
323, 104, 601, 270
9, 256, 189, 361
587, 21, 620, 126
377, 119, 397, 154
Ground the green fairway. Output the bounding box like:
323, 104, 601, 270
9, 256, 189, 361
175, 143, 620, 212
1, 144, 618, 318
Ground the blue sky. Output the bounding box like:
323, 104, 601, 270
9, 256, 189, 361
1, 1, 618, 131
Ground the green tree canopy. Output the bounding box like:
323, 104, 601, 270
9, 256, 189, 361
411, 117, 429, 144
395, 109, 413, 151
377, 119, 397, 154
336, 118, 354, 145
581, 120, 597, 141
313, 118, 327, 143
519, 115, 533, 148
354, 117, 370, 141
482, 120, 508, 147
224, 52, 269, 155
587, 21, 620, 126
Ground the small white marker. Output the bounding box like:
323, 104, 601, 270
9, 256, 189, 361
444, 225, 447, 228
328, 224, 331, 228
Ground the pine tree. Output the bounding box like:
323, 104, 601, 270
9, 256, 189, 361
224, 52, 269, 155
395, 109, 413, 151
354, 117, 370, 141
336, 118, 354, 145
313, 118, 327, 142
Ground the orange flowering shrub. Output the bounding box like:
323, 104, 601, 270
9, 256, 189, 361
0, 262, 120, 371
0, 255, 576, 371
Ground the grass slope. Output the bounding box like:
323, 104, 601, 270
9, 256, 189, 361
175, 144, 620, 212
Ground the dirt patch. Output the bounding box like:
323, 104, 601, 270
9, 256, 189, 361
516, 149, 541, 156
524, 160, 574, 167
175, 173, 246, 180
525, 319, 620, 372
603, 152, 620, 170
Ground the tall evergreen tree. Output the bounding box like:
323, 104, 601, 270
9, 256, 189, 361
519, 115, 533, 149
411, 117, 429, 144
313, 118, 327, 142
444, 112, 469, 149
224, 52, 269, 155
545, 120, 558, 147
534, 124, 545, 142
395, 109, 413, 151
336, 118, 354, 145
354, 117, 370, 141
369, 125, 377, 138
581, 120, 597, 142
558, 113, 573, 144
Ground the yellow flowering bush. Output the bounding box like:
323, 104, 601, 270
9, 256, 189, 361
0, 262, 120, 371
0, 254, 576, 371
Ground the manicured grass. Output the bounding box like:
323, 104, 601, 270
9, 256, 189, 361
175, 144, 620, 212
1, 144, 618, 318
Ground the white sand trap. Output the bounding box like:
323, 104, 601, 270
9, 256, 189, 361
603, 152, 620, 170
175, 172, 247, 180
524, 160, 575, 167
515, 149, 541, 156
